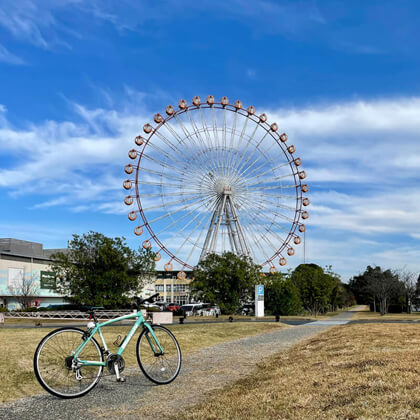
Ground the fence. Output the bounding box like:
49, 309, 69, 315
4, 310, 135, 320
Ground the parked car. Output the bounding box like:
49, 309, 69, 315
197, 304, 214, 316
210, 304, 221, 316
180, 303, 203, 316
167, 303, 181, 312
239, 303, 255, 316
154, 302, 169, 311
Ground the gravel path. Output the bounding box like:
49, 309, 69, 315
0, 310, 359, 420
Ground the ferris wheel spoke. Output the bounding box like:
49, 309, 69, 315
153, 128, 186, 157
141, 194, 206, 213
234, 146, 276, 181
179, 205, 217, 266
139, 166, 186, 183
241, 223, 272, 264
231, 133, 281, 185
228, 111, 238, 158
186, 109, 208, 152
248, 209, 289, 243
174, 113, 206, 157
174, 115, 221, 175
227, 113, 249, 179
246, 173, 295, 188
232, 126, 268, 175
139, 191, 211, 199
163, 120, 201, 160
146, 196, 209, 225
211, 107, 223, 171
159, 199, 214, 246
234, 131, 271, 177
248, 183, 297, 191
239, 196, 296, 227
169, 203, 216, 263
245, 216, 284, 258
255, 197, 297, 212
152, 195, 216, 239
144, 135, 187, 167
198, 107, 214, 150
141, 151, 186, 175
137, 179, 181, 188
240, 161, 291, 185
230, 116, 259, 175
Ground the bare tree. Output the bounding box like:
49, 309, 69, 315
8, 272, 39, 309
396, 268, 418, 314
365, 266, 399, 315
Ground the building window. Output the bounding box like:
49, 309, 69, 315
174, 296, 188, 305
8, 267, 24, 289
155, 285, 164, 292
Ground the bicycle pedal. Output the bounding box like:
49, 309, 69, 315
116, 376, 126, 382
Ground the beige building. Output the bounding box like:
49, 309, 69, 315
147, 271, 193, 305
0, 238, 194, 309
0, 238, 67, 309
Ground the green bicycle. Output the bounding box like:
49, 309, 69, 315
33, 293, 181, 399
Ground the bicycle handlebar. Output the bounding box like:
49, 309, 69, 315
136, 293, 160, 307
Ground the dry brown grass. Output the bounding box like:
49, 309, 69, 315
351, 311, 420, 321
176, 324, 420, 420
0, 322, 284, 403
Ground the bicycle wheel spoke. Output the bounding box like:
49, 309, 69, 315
34, 328, 103, 398
137, 325, 181, 384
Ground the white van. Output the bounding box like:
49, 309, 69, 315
180, 303, 203, 317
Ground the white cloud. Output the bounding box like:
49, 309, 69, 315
0, 43, 25, 65
1, 93, 419, 277
265, 97, 420, 185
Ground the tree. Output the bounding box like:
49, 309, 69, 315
396, 269, 418, 314
264, 273, 302, 316
8, 271, 39, 309
291, 264, 336, 316
363, 266, 400, 315
348, 272, 373, 305
51, 231, 156, 308
191, 252, 261, 314
324, 266, 356, 311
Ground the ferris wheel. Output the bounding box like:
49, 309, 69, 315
123, 96, 309, 277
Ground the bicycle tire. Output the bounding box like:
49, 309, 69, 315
33, 327, 103, 398
136, 324, 181, 384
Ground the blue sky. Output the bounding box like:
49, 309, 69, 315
0, 0, 419, 280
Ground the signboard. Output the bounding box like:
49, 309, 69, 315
257, 285, 264, 301
40, 271, 56, 290
255, 284, 264, 317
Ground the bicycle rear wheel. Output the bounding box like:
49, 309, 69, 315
136, 325, 181, 384
34, 327, 103, 398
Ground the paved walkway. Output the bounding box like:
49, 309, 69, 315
0, 309, 361, 420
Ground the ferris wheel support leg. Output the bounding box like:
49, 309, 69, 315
224, 199, 240, 254
208, 194, 227, 254
200, 207, 219, 261
229, 196, 251, 257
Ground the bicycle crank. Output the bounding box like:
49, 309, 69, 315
106, 354, 125, 377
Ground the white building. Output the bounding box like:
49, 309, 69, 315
0, 238, 67, 309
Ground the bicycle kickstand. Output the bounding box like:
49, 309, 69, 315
114, 363, 125, 382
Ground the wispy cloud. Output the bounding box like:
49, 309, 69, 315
0, 43, 25, 65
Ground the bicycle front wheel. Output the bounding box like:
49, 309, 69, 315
34, 327, 103, 398
136, 325, 181, 384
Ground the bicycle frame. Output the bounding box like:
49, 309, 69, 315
72, 310, 164, 367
